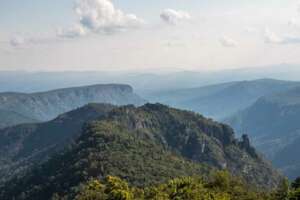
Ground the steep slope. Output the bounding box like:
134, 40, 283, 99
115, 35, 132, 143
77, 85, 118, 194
272, 138, 300, 180
0, 84, 145, 128
226, 87, 300, 179
147, 79, 300, 120
0, 104, 282, 200
0, 103, 117, 184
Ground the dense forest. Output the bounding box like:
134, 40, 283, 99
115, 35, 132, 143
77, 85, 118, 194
0, 104, 286, 199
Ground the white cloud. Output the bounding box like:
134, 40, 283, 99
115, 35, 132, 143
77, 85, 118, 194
264, 28, 300, 45
288, 18, 298, 26
219, 36, 238, 47
264, 28, 283, 44
160, 9, 191, 25
57, 25, 87, 38
288, 18, 300, 27
10, 0, 144, 46
9, 33, 57, 48
74, 0, 144, 34
10, 36, 26, 47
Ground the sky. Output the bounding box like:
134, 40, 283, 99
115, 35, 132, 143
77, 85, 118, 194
1, 0, 300, 71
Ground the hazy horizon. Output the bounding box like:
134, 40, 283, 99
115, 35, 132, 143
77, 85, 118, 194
0, 63, 299, 73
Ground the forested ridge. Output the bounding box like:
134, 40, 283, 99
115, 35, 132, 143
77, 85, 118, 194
0, 103, 288, 199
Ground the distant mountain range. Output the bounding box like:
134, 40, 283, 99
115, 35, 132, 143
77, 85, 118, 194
144, 78, 300, 180
0, 103, 281, 199
0, 84, 145, 128
226, 86, 300, 179
147, 79, 300, 120
1, 64, 300, 96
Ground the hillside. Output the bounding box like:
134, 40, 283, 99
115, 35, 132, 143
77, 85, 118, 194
0, 84, 145, 128
226, 87, 300, 179
0, 109, 38, 129
147, 79, 300, 120
272, 137, 300, 180
0, 104, 282, 200
0, 103, 117, 184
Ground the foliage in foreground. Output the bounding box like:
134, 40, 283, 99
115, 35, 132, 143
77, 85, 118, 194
52, 171, 274, 200
51, 172, 300, 200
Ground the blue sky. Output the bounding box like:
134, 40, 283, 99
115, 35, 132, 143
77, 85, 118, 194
0, 0, 75, 32
1, 0, 300, 71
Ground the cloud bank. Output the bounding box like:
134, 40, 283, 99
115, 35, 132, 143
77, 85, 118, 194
264, 28, 300, 45
57, 25, 86, 38
219, 36, 238, 47
10, 36, 26, 47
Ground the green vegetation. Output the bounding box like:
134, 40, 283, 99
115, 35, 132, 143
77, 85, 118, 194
0, 103, 284, 199
0, 103, 117, 184
53, 171, 273, 200
56, 174, 300, 200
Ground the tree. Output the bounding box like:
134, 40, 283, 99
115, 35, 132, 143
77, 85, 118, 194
75, 179, 105, 200
105, 176, 133, 200
209, 171, 231, 191
273, 178, 290, 200
292, 178, 300, 190
288, 188, 300, 200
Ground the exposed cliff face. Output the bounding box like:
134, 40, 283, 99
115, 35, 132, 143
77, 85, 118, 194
0, 84, 145, 128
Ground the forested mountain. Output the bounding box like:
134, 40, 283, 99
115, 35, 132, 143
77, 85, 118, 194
147, 79, 300, 120
226, 87, 300, 179
0, 84, 145, 128
0, 103, 117, 184
0, 103, 282, 200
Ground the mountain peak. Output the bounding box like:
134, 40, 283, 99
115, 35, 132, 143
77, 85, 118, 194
0, 104, 282, 200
